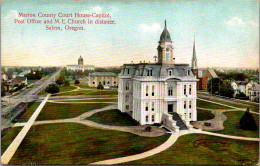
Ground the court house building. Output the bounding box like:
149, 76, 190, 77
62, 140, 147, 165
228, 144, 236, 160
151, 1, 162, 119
118, 21, 197, 132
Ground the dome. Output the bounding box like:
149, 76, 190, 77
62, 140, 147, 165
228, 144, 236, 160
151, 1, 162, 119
159, 21, 172, 43
78, 56, 83, 61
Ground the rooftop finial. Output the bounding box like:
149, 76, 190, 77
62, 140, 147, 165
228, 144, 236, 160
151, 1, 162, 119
165, 20, 167, 27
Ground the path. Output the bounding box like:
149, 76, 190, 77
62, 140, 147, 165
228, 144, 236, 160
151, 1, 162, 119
13, 104, 166, 137
90, 130, 195, 165
1, 94, 51, 164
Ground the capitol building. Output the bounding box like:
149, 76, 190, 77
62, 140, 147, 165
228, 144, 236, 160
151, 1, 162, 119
66, 56, 94, 71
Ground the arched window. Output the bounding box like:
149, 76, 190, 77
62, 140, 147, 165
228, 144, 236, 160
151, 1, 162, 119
184, 85, 187, 95
189, 85, 192, 95
189, 101, 192, 108
125, 95, 129, 102
146, 116, 149, 122
146, 85, 149, 96
184, 101, 186, 109
168, 86, 173, 96
147, 69, 153, 76
145, 102, 149, 111
125, 81, 129, 90
152, 85, 155, 96
151, 115, 155, 122
169, 70, 172, 76
166, 48, 170, 61
151, 102, 155, 111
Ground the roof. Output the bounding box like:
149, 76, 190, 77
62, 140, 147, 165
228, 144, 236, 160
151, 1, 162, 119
159, 20, 172, 43
249, 84, 260, 91
11, 76, 27, 84
236, 81, 248, 85
196, 68, 218, 78
78, 56, 83, 61
208, 69, 218, 78
89, 72, 117, 77
12, 72, 18, 75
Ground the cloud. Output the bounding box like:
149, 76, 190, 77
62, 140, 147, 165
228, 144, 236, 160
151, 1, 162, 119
224, 17, 245, 27
139, 23, 161, 33
81, 6, 103, 14
248, 21, 259, 28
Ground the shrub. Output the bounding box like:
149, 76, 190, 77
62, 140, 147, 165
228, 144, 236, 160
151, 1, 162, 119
45, 84, 59, 94
64, 80, 70, 86
97, 82, 104, 90
74, 79, 80, 85
240, 108, 257, 130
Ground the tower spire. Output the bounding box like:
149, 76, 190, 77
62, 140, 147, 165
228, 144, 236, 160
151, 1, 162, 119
192, 34, 198, 69
165, 20, 167, 27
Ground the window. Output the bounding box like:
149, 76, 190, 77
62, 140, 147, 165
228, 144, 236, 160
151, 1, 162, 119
93, 82, 95, 84
184, 101, 186, 109
103, 81, 106, 85
114, 81, 116, 84
126, 105, 129, 110
168, 70, 172, 76
147, 69, 153, 76
189, 101, 192, 108
127, 69, 130, 74
125, 95, 129, 102
184, 85, 186, 95
152, 115, 155, 122
107, 81, 110, 84
168, 86, 173, 96
146, 85, 149, 96
189, 85, 192, 95
146, 116, 149, 122
152, 102, 155, 111
190, 113, 192, 119
152, 85, 155, 96
188, 70, 190, 76
146, 103, 149, 111
166, 48, 170, 61
125, 82, 129, 90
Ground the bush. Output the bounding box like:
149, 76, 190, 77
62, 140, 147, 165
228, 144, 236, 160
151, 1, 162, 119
74, 79, 80, 85
56, 78, 64, 85
45, 84, 59, 94
1, 87, 6, 97
240, 108, 257, 130
145, 126, 152, 132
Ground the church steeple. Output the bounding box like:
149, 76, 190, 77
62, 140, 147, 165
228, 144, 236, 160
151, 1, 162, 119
157, 20, 174, 65
191, 35, 198, 69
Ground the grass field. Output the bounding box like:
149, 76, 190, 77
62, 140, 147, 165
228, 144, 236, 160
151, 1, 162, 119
197, 99, 230, 109
9, 123, 170, 165
58, 98, 118, 103
56, 89, 118, 96
36, 102, 112, 120
214, 111, 259, 138
196, 109, 215, 121
88, 109, 139, 126
1, 127, 23, 155
123, 133, 259, 165
58, 85, 77, 92
18, 102, 41, 122
198, 96, 259, 112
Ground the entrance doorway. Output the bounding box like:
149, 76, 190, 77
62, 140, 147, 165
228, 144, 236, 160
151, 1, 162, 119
168, 104, 173, 113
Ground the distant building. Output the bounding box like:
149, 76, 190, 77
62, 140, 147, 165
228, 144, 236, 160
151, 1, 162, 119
18, 70, 31, 77
88, 72, 118, 87
248, 84, 259, 102
231, 81, 248, 96
1, 71, 8, 81
118, 21, 197, 132
11, 76, 27, 86
246, 81, 257, 96
66, 56, 94, 71
12, 72, 19, 79
191, 37, 218, 90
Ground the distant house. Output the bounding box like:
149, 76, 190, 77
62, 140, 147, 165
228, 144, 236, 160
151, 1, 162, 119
1, 71, 8, 81
11, 76, 27, 86
246, 81, 257, 96
248, 84, 259, 102
231, 81, 238, 96
12, 72, 19, 79
18, 70, 31, 77
192, 68, 218, 90
231, 81, 248, 96
88, 72, 118, 87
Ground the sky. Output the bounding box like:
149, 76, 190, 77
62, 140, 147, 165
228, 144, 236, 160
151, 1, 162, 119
1, 0, 259, 68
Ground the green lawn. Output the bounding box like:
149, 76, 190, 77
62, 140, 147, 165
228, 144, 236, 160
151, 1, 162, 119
9, 123, 170, 165
1, 127, 23, 155
60, 98, 118, 103
214, 111, 259, 138
58, 85, 77, 92
56, 89, 118, 96
197, 109, 215, 121
18, 102, 41, 122
197, 99, 230, 109
27, 79, 39, 84
198, 96, 259, 112
123, 134, 259, 165
36, 102, 112, 120
88, 109, 139, 126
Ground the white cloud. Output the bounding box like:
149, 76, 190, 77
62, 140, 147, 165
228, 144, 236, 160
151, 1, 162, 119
224, 17, 245, 27
81, 6, 103, 14
248, 21, 259, 28
139, 23, 161, 33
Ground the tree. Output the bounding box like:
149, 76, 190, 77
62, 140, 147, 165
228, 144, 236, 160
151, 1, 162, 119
240, 108, 257, 130
75, 79, 80, 85
56, 78, 64, 85
97, 82, 104, 90
208, 79, 234, 97
45, 84, 59, 94
145, 126, 152, 132
207, 78, 222, 95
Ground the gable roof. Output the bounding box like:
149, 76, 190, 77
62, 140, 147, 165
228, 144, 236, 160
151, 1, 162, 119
89, 72, 117, 77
